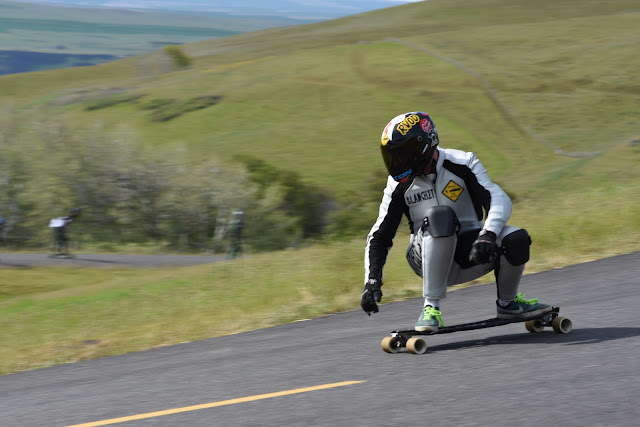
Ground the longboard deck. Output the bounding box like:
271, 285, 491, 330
391, 307, 560, 337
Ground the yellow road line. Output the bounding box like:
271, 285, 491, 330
67, 380, 366, 427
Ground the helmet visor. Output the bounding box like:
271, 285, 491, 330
381, 143, 417, 182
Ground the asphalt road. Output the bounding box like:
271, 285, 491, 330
0, 253, 227, 268
1, 252, 638, 427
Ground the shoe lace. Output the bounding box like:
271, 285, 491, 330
514, 293, 538, 305
423, 306, 445, 326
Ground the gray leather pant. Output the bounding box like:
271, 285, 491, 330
406, 225, 525, 301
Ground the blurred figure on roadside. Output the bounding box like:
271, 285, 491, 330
226, 210, 245, 259
0, 218, 6, 246
49, 208, 81, 258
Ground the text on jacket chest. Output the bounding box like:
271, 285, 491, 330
405, 188, 436, 205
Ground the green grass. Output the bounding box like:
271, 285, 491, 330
0, 0, 639, 374
0, 243, 369, 373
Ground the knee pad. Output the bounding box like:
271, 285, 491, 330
422, 206, 458, 238
501, 229, 531, 266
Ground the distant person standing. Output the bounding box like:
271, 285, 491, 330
226, 210, 245, 259
0, 218, 6, 246
49, 208, 81, 258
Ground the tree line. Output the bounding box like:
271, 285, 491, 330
0, 108, 340, 253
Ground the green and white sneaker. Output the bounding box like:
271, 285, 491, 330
415, 306, 444, 332
497, 293, 552, 319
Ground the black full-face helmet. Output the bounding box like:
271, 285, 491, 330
380, 111, 439, 182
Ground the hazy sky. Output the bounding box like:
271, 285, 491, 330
10, 0, 426, 20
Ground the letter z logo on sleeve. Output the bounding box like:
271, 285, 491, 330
442, 180, 463, 202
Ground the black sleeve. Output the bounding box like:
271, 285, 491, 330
365, 182, 407, 282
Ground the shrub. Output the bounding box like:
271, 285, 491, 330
140, 98, 175, 110
84, 94, 144, 111
148, 95, 222, 122
163, 45, 192, 68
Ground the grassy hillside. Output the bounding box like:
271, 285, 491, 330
2, 0, 637, 241
3, 0, 637, 188
0, 0, 638, 373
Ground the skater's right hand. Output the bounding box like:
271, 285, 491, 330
361, 279, 383, 316
469, 230, 497, 265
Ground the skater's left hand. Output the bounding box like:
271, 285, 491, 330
361, 279, 383, 315
469, 230, 497, 264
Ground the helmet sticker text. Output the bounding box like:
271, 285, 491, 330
420, 118, 433, 133
396, 114, 421, 136
393, 169, 413, 182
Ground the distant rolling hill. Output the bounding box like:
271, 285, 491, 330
0, 50, 118, 75
0, 0, 315, 74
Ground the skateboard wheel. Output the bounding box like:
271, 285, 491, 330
525, 319, 545, 333
381, 337, 402, 353
406, 337, 427, 354
552, 316, 572, 334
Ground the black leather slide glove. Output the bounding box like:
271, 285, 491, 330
469, 230, 498, 265
361, 279, 383, 316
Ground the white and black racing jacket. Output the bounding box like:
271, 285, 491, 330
364, 147, 512, 282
